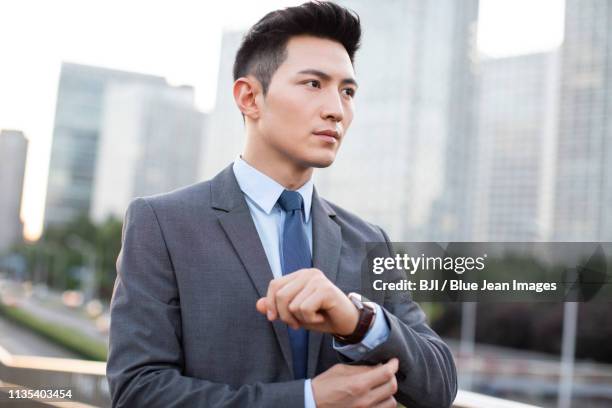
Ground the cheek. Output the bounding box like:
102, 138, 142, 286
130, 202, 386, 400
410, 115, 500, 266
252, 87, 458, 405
263, 93, 315, 140
268, 92, 306, 123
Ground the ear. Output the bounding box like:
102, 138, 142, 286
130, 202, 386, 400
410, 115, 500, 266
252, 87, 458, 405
233, 76, 262, 120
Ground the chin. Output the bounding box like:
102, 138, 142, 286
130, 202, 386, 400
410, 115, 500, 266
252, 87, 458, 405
306, 152, 336, 168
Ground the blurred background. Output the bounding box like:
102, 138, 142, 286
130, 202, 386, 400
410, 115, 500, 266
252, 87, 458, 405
1, 0, 611, 407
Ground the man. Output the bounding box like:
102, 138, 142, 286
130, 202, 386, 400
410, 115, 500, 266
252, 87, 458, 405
106, 2, 457, 407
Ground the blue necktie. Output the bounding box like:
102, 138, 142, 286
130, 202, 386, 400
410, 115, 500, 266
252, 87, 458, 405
277, 190, 311, 379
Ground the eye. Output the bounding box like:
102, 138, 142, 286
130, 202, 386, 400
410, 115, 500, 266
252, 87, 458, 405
305, 79, 321, 88
342, 88, 356, 98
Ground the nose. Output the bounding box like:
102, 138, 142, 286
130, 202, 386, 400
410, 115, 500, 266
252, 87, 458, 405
320, 89, 344, 123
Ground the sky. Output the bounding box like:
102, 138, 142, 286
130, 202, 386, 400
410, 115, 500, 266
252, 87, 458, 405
0, 0, 565, 241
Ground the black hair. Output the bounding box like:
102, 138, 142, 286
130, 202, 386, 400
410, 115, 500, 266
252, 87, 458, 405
233, 1, 361, 96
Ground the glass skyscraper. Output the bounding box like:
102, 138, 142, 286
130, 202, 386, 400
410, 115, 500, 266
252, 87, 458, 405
44, 62, 165, 226
0, 130, 28, 252
554, 0, 612, 241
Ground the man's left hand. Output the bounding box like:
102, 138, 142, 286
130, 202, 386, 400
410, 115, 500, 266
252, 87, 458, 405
255, 268, 359, 336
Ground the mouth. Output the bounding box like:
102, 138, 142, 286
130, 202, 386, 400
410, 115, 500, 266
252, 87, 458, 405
313, 129, 340, 143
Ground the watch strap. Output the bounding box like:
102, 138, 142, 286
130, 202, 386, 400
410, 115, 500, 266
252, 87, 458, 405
333, 293, 376, 345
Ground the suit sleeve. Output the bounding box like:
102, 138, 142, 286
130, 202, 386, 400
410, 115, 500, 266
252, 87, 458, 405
337, 227, 458, 408
106, 198, 304, 408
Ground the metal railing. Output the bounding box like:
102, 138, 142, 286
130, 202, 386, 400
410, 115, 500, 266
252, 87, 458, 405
0, 345, 108, 407
0, 345, 539, 408
453, 390, 540, 408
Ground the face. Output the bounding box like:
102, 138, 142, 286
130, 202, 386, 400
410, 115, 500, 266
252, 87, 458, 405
253, 35, 357, 169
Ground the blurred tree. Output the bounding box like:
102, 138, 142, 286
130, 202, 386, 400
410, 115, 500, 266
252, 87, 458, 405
435, 302, 612, 364
94, 216, 123, 300
10, 214, 123, 302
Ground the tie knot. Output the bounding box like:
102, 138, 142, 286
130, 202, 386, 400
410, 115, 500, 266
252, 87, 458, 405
278, 190, 303, 212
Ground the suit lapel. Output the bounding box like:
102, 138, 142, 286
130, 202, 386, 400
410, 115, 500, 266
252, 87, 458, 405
212, 165, 294, 378
307, 188, 342, 377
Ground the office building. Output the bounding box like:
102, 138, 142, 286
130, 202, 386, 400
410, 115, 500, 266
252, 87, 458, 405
553, 0, 612, 241
474, 52, 560, 241
44, 62, 165, 226
0, 130, 28, 252
90, 83, 205, 222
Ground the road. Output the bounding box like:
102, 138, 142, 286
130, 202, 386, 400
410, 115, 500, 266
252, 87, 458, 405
0, 315, 79, 358
0, 278, 108, 345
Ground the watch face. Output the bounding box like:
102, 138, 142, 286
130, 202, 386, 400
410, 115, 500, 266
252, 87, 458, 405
349, 292, 366, 310
348, 292, 362, 302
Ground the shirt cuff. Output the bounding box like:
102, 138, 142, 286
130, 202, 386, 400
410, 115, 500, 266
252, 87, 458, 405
304, 379, 316, 408
333, 303, 389, 360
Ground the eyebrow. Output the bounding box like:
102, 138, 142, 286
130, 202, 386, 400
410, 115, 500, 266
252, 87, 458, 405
296, 69, 359, 88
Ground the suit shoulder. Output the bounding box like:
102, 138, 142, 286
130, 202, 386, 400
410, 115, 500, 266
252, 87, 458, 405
128, 179, 212, 216
321, 198, 387, 242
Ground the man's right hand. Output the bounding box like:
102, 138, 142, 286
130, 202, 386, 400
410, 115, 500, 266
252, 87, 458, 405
311, 358, 399, 408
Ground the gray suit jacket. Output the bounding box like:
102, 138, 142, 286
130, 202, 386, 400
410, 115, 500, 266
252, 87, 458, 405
107, 164, 457, 408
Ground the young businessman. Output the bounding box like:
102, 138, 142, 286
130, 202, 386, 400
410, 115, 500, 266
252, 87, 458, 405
106, 2, 457, 407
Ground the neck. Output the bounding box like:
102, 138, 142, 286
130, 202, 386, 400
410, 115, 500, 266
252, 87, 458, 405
242, 138, 313, 191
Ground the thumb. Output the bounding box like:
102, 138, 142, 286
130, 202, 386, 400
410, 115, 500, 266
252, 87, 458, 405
256, 297, 268, 315
386, 358, 399, 373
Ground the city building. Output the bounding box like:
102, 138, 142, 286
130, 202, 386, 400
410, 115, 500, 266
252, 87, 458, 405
318, 0, 480, 241
200, 31, 247, 180
0, 130, 28, 252
90, 83, 205, 222
473, 51, 560, 241
44, 62, 166, 227
553, 0, 612, 241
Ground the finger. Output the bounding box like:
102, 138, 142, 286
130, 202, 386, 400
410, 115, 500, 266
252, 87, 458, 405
288, 283, 319, 323
265, 270, 312, 320
372, 396, 397, 408
297, 289, 328, 325
335, 363, 375, 375
265, 276, 292, 320
364, 370, 398, 406
358, 358, 399, 390
275, 279, 305, 329
256, 298, 267, 315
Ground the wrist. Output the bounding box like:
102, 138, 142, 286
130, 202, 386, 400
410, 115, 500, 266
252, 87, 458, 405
336, 298, 360, 336
333, 293, 376, 344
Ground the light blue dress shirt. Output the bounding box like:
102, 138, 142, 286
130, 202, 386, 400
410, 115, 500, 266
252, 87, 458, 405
232, 157, 389, 408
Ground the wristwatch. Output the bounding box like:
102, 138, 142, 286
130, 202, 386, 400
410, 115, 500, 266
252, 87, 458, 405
333, 292, 376, 344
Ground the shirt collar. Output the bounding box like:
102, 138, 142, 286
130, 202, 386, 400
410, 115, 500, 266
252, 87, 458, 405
232, 156, 313, 222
